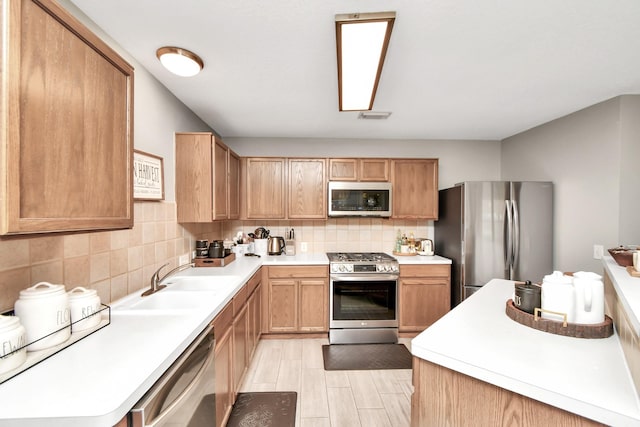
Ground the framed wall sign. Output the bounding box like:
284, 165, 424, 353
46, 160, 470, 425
133, 150, 165, 200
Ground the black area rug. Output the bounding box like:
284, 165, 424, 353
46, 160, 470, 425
322, 344, 412, 371
226, 391, 297, 427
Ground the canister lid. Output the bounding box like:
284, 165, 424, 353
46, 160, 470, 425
18, 282, 66, 299
0, 314, 23, 333
67, 286, 98, 300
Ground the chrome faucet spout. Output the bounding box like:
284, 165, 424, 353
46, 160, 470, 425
142, 262, 195, 297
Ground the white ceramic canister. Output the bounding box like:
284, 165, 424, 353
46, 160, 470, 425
254, 238, 268, 256
541, 271, 575, 323
0, 315, 27, 374
67, 287, 101, 332
572, 271, 605, 324
14, 282, 71, 351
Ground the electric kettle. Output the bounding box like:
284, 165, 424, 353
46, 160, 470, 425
268, 236, 285, 255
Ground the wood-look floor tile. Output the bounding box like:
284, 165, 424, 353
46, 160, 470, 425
348, 371, 384, 409
300, 417, 331, 427
282, 338, 303, 360
276, 359, 301, 391
370, 370, 405, 394
252, 345, 283, 383
302, 338, 326, 368
324, 370, 350, 388
380, 393, 411, 427
301, 368, 329, 418
327, 386, 361, 427
358, 408, 393, 427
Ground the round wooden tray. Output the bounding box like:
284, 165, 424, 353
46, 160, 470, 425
504, 299, 613, 339
392, 251, 417, 256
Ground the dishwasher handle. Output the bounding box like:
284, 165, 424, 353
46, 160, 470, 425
130, 324, 215, 427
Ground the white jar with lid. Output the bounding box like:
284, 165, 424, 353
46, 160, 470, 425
68, 287, 101, 332
0, 315, 27, 374
14, 282, 71, 351
541, 271, 575, 323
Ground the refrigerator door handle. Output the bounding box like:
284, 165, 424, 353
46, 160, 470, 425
505, 200, 513, 271
512, 199, 520, 268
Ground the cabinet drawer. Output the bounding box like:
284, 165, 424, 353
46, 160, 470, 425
232, 284, 248, 317
247, 269, 261, 295
268, 266, 328, 278
400, 264, 450, 278
213, 302, 233, 337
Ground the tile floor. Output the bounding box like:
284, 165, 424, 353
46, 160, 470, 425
238, 337, 413, 427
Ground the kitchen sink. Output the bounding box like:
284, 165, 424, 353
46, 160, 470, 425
115, 291, 219, 312
163, 276, 242, 292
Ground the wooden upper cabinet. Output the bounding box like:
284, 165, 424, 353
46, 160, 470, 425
391, 159, 439, 219
228, 151, 240, 219
288, 158, 326, 219
329, 158, 389, 181
243, 158, 286, 219
1, 0, 134, 234
175, 132, 238, 222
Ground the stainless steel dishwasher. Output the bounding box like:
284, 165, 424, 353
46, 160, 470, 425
130, 323, 215, 426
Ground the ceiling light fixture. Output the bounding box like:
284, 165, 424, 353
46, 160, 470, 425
336, 11, 395, 112
156, 46, 204, 77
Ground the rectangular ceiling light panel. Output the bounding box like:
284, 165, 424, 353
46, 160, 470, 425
336, 12, 395, 111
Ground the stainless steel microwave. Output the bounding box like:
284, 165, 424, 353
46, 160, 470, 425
328, 181, 392, 217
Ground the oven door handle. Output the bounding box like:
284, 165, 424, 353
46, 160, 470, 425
131, 324, 214, 427
331, 274, 399, 281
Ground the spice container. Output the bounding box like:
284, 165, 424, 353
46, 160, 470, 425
0, 315, 27, 374
68, 287, 102, 332
14, 282, 71, 351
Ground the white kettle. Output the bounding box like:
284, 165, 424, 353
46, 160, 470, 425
572, 271, 605, 325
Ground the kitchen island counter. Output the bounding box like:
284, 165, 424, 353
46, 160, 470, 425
411, 278, 640, 426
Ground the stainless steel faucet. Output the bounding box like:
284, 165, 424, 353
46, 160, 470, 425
142, 262, 195, 297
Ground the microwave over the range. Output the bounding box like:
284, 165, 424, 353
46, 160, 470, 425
328, 181, 392, 217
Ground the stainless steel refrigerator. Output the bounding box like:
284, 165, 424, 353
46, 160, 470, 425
435, 181, 553, 307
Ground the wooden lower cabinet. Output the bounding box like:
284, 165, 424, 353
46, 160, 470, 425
213, 269, 262, 427
399, 264, 451, 333
266, 266, 328, 334
412, 358, 603, 427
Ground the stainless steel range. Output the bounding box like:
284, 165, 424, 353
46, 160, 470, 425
327, 252, 399, 344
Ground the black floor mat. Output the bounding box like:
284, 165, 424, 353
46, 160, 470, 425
226, 391, 297, 427
322, 344, 412, 370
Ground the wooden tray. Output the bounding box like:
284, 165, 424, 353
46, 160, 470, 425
505, 299, 613, 339
626, 266, 640, 278
194, 253, 236, 267
392, 251, 417, 256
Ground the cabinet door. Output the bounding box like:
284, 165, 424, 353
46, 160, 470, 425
232, 304, 249, 392
245, 158, 286, 219
329, 159, 358, 181
288, 158, 326, 219
1, 0, 134, 235
360, 159, 389, 181
269, 279, 298, 331
213, 138, 229, 220
299, 279, 328, 332
214, 327, 233, 427
176, 133, 214, 222
399, 278, 450, 332
228, 150, 241, 219
391, 159, 439, 219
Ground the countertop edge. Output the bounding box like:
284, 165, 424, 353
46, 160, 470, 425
602, 255, 640, 336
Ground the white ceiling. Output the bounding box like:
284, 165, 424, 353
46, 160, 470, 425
70, 0, 640, 141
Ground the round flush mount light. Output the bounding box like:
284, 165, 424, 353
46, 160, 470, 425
156, 46, 204, 77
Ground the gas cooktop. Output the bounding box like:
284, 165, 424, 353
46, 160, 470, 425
326, 252, 396, 263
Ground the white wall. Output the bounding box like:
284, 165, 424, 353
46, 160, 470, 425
59, 0, 213, 202
501, 96, 639, 273
618, 96, 640, 243
226, 137, 502, 189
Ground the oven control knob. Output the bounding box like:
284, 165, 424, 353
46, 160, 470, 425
346, 264, 353, 272
339, 265, 346, 272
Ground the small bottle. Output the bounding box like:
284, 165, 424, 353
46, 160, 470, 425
395, 229, 402, 253
409, 232, 415, 253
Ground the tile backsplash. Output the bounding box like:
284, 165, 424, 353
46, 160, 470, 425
0, 206, 432, 312
0, 202, 203, 312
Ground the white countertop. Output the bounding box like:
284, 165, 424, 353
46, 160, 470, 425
0, 251, 451, 426
392, 254, 452, 265
602, 254, 640, 335
411, 278, 640, 426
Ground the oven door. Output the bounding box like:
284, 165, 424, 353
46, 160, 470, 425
330, 274, 398, 329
